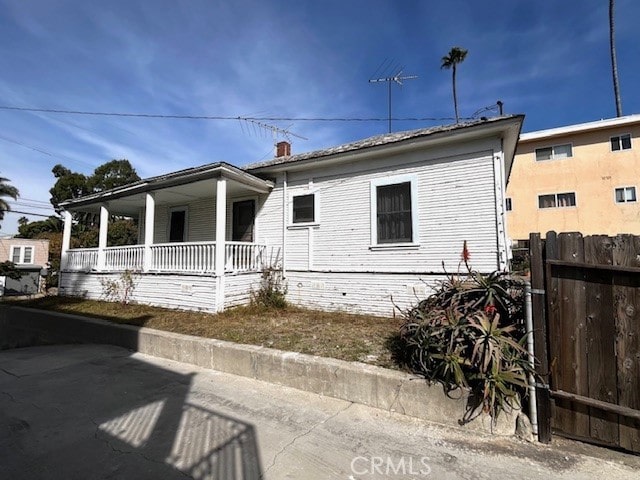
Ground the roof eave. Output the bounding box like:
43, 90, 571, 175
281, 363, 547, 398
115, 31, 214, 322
248, 116, 524, 174
60, 162, 273, 210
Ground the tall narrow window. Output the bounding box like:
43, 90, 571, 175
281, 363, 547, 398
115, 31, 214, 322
505, 198, 512, 211
376, 182, 413, 244
169, 208, 187, 242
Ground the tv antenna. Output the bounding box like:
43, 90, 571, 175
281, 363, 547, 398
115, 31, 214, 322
369, 59, 418, 133
237, 116, 307, 148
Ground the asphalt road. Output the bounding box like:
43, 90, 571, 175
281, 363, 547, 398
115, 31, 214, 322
1, 344, 638, 479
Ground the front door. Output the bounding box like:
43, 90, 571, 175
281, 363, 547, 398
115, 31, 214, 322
232, 200, 255, 242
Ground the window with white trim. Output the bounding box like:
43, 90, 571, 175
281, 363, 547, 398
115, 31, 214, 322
615, 186, 636, 203
538, 192, 576, 209
292, 194, 315, 223
11, 246, 34, 264
611, 134, 632, 151
535, 144, 573, 161
371, 175, 418, 246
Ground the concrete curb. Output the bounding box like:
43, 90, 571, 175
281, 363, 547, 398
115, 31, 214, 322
0, 304, 517, 435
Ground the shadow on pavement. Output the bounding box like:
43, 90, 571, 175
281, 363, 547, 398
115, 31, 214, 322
0, 344, 263, 479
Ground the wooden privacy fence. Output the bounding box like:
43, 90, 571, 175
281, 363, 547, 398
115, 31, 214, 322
530, 232, 640, 453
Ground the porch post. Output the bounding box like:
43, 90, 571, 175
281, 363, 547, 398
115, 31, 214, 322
143, 192, 155, 272
97, 204, 109, 271
60, 210, 73, 271
215, 177, 227, 311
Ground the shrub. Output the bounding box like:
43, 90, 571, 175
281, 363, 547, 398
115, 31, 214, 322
399, 261, 534, 423
100, 270, 137, 305
251, 268, 287, 309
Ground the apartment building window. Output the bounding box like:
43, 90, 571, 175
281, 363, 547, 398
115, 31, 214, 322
505, 198, 512, 211
535, 144, 572, 161
611, 134, 632, 151
615, 186, 637, 203
11, 246, 33, 264
538, 192, 576, 209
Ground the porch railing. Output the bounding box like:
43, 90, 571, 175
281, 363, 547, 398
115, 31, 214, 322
65, 248, 99, 271
104, 245, 145, 271
150, 241, 216, 273
65, 241, 270, 274
225, 242, 267, 273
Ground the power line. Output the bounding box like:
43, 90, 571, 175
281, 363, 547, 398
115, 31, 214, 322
1, 209, 55, 218
9, 201, 54, 211
0, 105, 458, 122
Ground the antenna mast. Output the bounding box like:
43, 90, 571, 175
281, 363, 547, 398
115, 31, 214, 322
369, 61, 418, 133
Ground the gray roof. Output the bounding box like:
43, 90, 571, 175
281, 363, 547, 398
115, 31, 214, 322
245, 115, 523, 172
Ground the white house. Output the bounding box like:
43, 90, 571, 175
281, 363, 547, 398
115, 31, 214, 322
58, 115, 523, 316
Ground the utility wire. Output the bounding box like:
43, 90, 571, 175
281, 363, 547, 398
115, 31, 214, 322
0, 105, 459, 122
1, 209, 54, 218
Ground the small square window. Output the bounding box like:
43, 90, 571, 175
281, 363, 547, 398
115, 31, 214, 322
615, 186, 637, 203
292, 194, 315, 223
557, 192, 576, 207
611, 134, 632, 151
505, 198, 512, 211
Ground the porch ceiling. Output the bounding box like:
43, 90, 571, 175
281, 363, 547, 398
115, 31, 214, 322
66, 176, 266, 216
62, 162, 273, 216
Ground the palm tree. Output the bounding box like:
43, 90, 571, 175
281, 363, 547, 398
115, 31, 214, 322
441, 46, 468, 123
610, 0, 622, 117
0, 176, 19, 226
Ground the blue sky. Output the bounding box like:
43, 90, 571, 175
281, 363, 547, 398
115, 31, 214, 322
1, 0, 639, 234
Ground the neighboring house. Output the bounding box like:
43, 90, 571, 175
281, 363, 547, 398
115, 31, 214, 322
0, 238, 49, 295
506, 114, 640, 240
58, 115, 523, 316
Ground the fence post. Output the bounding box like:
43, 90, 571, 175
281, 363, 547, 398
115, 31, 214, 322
529, 232, 552, 443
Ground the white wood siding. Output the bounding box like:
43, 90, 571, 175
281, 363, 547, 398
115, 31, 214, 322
224, 272, 262, 309
59, 272, 218, 312
285, 271, 447, 317
258, 136, 504, 275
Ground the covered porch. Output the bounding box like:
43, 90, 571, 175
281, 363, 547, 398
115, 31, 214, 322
58, 163, 276, 311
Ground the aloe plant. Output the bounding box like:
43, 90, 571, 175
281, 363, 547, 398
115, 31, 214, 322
398, 252, 535, 422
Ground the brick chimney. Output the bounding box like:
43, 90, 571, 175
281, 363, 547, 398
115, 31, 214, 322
276, 141, 291, 157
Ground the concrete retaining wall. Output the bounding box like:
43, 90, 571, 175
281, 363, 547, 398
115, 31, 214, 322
0, 304, 517, 435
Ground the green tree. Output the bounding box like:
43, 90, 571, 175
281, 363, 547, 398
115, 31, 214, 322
88, 159, 140, 192
49, 164, 89, 213
610, 0, 622, 117
17, 215, 63, 238
441, 46, 468, 123
0, 176, 19, 229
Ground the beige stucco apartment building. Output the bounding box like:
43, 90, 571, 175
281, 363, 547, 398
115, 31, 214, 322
506, 115, 640, 240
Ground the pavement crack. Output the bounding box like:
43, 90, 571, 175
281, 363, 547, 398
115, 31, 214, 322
261, 402, 353, 478
1, 390, 17, 402
89, 418, 192, 479
0, 367, 22, 378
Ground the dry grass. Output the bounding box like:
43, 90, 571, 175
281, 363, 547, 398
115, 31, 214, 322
9, 296, 405, 369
